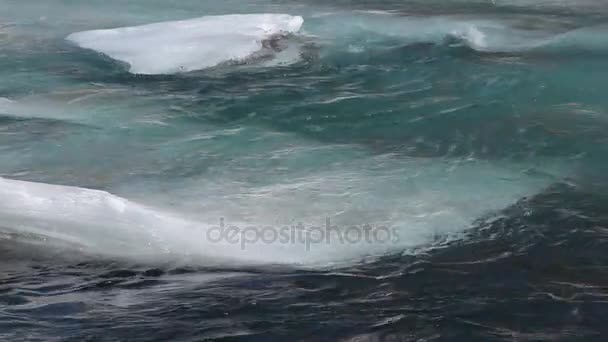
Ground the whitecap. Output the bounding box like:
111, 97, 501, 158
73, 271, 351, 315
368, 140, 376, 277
309, 12, 608, 54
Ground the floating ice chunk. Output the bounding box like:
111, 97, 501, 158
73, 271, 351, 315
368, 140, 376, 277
66, 14, 304, 74
0, 97, 15, 109
0, 154, 569, 267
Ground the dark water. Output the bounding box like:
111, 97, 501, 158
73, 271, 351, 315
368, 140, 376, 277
1, 0, 608, 341
3, 185, 608, 341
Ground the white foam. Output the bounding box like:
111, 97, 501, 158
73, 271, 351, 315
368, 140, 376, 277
383, 17, 555, 52
444, 22, 608, 53
310, 12, 608, 54
66, 14, 304, 75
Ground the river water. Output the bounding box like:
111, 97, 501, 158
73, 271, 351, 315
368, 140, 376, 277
1, 1, 608, 340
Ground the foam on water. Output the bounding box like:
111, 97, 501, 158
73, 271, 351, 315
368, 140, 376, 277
66, 14, 304, 74
307, 12, 608, 54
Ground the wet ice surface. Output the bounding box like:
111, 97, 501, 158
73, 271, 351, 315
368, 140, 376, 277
67, 14, 304, 74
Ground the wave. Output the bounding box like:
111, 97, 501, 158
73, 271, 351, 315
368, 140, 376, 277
63, 11, 608, 75
66, 14, 304, 75
0, 156, 569, 267
308, 12, 608, 55
450, 22, 608, 53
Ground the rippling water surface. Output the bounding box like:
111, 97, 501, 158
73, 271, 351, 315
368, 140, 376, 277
1, 0, 608, 340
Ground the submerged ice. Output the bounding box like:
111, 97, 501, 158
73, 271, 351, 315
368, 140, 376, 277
0, 0, 605, 268
66, 14, 304, 74
0, 154, 569, 267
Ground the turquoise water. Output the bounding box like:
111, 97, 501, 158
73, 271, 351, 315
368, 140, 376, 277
0, 0, 607, 264
2, 1, 608, 341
